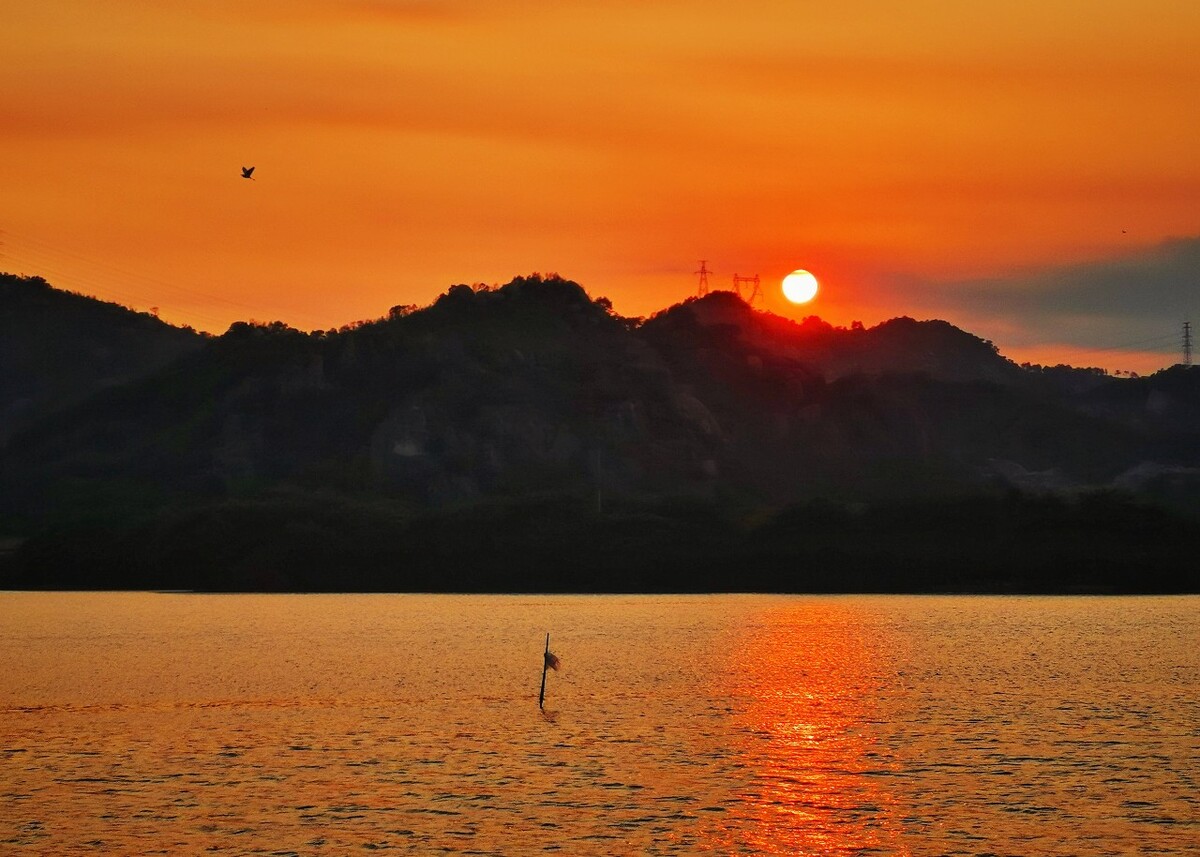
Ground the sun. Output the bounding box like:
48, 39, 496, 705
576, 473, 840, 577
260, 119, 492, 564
782, 269, 819, 304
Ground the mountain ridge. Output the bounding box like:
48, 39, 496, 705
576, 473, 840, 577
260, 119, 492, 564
2, 272, 1197, 592
0, 272, 205, 444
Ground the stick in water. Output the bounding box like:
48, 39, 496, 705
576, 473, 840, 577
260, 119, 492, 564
539, 633, 561, 709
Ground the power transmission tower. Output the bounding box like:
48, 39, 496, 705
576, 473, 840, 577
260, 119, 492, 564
1185, 321, 1193, 367
695, 260, 711, 296
732, 273, 760, 305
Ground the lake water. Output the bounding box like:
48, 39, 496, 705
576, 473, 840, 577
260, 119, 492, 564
1, 593, 1196, 855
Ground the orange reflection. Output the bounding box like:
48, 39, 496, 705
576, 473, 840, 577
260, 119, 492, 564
703, 599, 909, 855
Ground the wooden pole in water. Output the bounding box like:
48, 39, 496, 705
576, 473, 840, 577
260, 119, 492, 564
538, 633, 550, 709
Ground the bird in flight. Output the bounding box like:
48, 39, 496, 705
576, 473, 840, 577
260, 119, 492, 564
241, 166, 255, 180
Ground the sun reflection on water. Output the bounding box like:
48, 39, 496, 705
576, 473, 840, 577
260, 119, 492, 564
704, 600, 910, 855
5, 594, 1194, 854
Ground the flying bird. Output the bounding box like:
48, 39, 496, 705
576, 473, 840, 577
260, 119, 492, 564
241, 166, 255, 180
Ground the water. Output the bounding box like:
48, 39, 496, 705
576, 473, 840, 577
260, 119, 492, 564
1, 593, 1196, 855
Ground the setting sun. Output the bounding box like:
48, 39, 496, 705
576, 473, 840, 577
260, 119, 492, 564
782, 270, 819, 304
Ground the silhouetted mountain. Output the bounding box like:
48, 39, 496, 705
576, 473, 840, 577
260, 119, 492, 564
0, 273, 204, 444
2, 274, 1197, 592
647, 291, 1023, 384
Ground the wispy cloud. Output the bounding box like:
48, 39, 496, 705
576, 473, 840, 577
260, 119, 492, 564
914, 237, 1200, 362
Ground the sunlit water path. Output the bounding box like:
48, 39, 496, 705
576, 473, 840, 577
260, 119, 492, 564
2, 594, 1197, 854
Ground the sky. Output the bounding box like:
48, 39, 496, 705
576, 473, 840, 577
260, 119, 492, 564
2, 0, 1198, 373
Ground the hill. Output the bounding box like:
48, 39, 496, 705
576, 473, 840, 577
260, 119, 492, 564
650, 290, 1024, 384
2, 274, 1197, 592
0, 272, 204, 444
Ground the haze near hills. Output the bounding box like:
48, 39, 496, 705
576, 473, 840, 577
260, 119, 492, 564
2, 271, 1197, 592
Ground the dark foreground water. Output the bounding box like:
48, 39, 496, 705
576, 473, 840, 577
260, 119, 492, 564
1, 593, 1197, 855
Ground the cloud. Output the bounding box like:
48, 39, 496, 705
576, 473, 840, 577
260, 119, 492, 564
916, 237, 1200, 357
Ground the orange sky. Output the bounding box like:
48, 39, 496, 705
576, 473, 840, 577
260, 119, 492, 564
3, 1, 1198, 373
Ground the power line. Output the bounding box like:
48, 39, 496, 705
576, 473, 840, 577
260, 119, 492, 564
0, 227, 324, 331
1, 228, 264, 312
1, 245, 234, 329
1069, 332, 1179, 354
